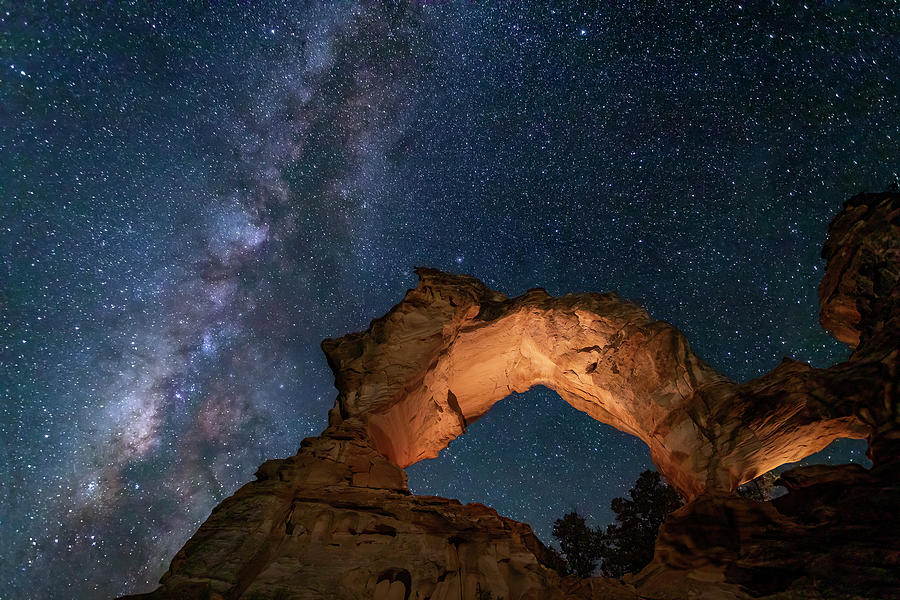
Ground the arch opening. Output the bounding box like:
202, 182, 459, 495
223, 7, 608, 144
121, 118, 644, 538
406, 387, 872, 544
406, 386, 655, 544
357, 292, 730, 499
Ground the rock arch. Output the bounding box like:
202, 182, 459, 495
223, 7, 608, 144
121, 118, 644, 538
323, 268, 866, 499
122, 193, 898, 600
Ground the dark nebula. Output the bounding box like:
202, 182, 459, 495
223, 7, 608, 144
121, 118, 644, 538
1, 2, 896, 598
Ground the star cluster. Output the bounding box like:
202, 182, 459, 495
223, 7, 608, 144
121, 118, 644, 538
2, 2, 897, 598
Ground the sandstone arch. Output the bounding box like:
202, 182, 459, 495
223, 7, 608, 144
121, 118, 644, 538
323, 268, 867, 499
122, 192, 898, 600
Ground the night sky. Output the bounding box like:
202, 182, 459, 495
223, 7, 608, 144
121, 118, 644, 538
2, 2, 898, 598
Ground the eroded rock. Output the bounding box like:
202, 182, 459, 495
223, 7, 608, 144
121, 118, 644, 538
121, 430, 584, 600
321, 270, 873, 499
120, 192, 898, 600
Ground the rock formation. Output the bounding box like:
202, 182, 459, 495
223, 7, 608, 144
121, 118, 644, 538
633, 461, 900, 599
629, 191, 900, 599
120, 191, 898, 600
320, 269, 870, 501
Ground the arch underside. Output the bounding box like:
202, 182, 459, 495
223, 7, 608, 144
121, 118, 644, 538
323, 269, 869, 499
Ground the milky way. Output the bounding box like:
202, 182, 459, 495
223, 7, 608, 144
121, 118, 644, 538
2, 2, 897, 598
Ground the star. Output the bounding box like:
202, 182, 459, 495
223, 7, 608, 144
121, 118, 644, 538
4, 2, 895, 598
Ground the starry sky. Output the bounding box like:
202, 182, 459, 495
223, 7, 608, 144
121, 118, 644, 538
2, 2, 898, 598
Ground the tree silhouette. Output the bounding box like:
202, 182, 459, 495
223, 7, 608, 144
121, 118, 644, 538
551, 511, 601, 578
552, 470, 683, 579
595, 470, 683, 577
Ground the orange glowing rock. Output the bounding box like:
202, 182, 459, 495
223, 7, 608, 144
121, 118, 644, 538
322, 267, 868, 499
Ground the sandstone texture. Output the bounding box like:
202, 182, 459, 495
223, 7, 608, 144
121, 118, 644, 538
123, 432, 577, 600
629, 191, 899, 600
121, 192, 898, 600
320, 269, 870, 500
634, 462, 900, 599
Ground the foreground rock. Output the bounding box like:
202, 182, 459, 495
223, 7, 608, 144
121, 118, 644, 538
120, 192, 898, 600
633, 462, 900, 599
123, 432, 577, 600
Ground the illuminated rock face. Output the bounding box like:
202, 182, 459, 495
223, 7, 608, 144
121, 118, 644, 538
323, 273, 734, 500
322, 267, 870, 500
121, 192, 898, 600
